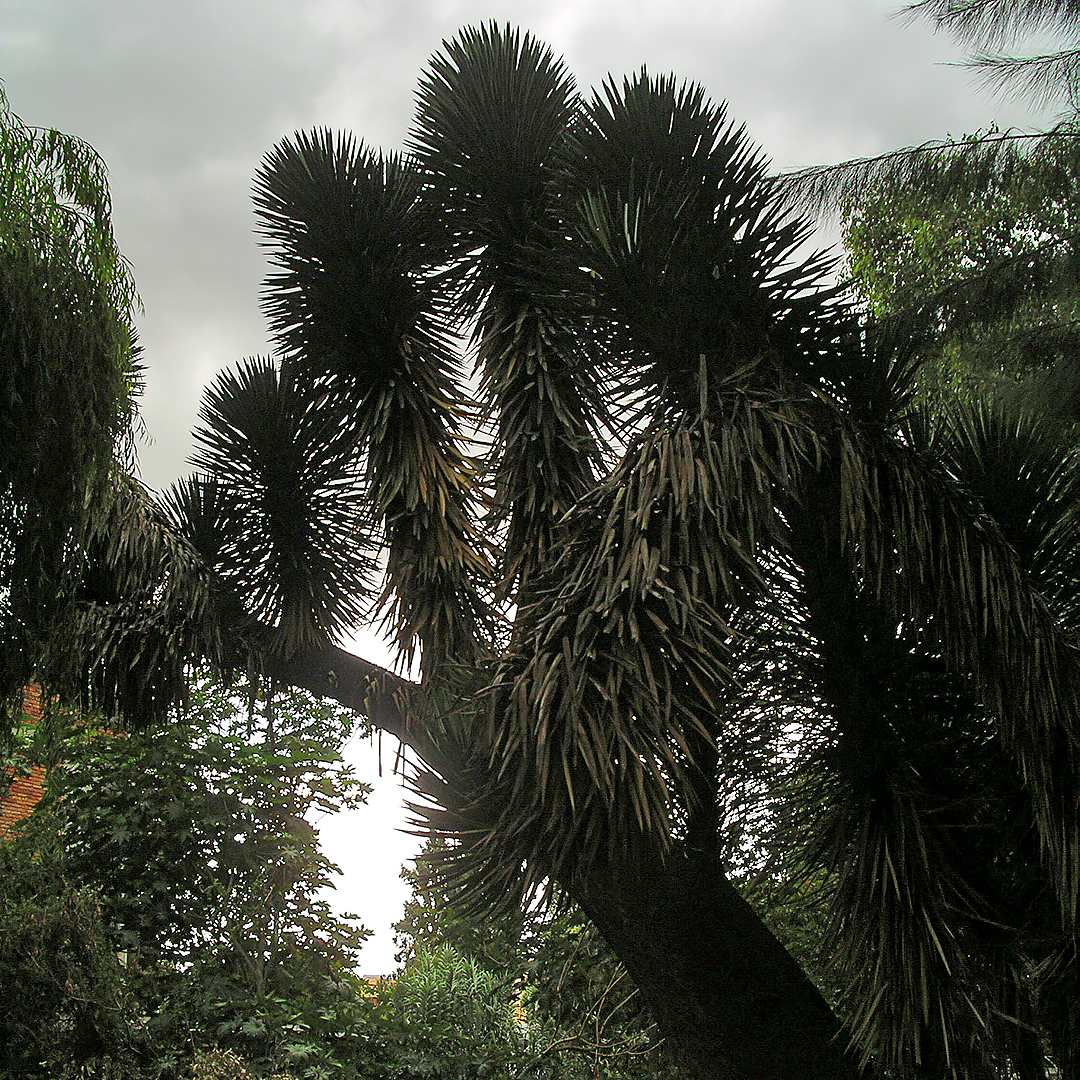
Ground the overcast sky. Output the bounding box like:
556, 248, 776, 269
0, 0, 1055, 973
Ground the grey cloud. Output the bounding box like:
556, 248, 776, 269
0, 0, 1055, 490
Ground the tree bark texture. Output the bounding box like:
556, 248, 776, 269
570, 843, 861, 1080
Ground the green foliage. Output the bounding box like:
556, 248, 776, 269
784, 20, 1080, 1069
394, 836, 526, 973
2, 675, 371, 1079
797, 28, 1080, 1061
391, 945, 519, 1050
39, 676, 368, 973
394, 841, 668, 1080
0, 85, 141, 702
0, 837, 145, 1079
191, 1047, 293, 1080
843, 128, 1080, 414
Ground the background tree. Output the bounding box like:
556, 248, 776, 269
0, 85, 141, 709
0, 838, 140, 1079
783, 0, 1080, 406
395, 839, 668, 1080
2, 676, 372, 1079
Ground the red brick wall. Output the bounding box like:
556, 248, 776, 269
1, 684, 47, 837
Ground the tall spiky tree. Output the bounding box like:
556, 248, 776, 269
72, 24, 1080, 1080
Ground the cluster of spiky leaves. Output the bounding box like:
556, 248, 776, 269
767, 386, 1080, 1074
425, 389, 819, 910
189, 357, 371, 652
391, 29, 856, 917
410, 24, 608, 594
769, 4, 1080, 1065
254, 129, 491, 669
152, 25, 849, 675
409, 23, 579, 267
568, 72, 845, 413
65, 475, 221, 725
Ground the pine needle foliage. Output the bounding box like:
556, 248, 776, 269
783, 0, 1080, 223
907, 0, 1080, 109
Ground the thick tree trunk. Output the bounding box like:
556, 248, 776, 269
569, 843, 862, 1080
264, 641, 865, 1080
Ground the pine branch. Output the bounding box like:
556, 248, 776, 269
903, 0, 1080, 48
779, 127, 1080, 219
970, 48, 1080, 109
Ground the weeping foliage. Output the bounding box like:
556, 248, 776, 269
907, 0, 1080, 111
908, 0, 1080, 43
469, 285, 607, 595
786, 470, 1019, 1076
0, 87, 141, 701
782, 126, 1080, 224
695, 385, 1080, 1077
771, 395, 1080, 1075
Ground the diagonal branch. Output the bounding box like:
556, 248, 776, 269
256, 641, 447, 766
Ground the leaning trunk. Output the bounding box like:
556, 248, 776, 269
569, 841, 863, 1080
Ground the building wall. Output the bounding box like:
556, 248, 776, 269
0, 684, 47, 837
